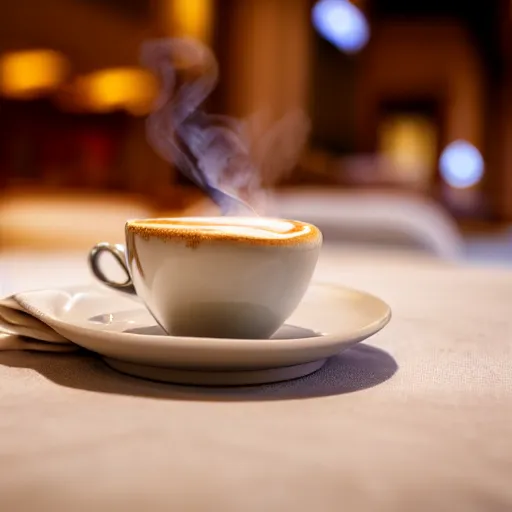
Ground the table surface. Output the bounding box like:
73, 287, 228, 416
1, 246, 512, 512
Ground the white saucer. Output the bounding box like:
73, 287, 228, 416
16, 283, 391, 386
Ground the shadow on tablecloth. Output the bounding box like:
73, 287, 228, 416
0, 344, 398, 401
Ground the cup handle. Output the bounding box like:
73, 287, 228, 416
88, 242, 136, 295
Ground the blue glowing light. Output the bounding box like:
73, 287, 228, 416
312, 0, 370, 53
439, 140, 484, 188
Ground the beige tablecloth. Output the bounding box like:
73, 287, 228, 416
1, 246, 512, 512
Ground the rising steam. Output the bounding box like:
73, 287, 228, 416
141, 38, 310, 216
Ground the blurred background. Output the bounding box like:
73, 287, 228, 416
0, 0, 511, 265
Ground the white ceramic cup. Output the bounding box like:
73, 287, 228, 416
88, 216, 322, 339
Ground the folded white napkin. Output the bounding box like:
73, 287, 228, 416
0, 295, 76, 352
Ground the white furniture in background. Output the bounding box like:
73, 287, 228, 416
269, 188, 465, 260
0, 186, 466, 260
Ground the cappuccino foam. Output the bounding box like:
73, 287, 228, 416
126, 217, 321, 247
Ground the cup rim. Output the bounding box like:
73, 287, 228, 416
124, 216, 323, 248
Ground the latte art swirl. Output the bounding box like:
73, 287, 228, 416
126, 217, 322, 247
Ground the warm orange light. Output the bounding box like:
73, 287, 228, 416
0, 49, 68, 99
379, 114, 437, 187
78, 68, 158, 115
162, 0, 213, 42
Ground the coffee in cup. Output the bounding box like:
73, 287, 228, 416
89, 216, 322, 339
